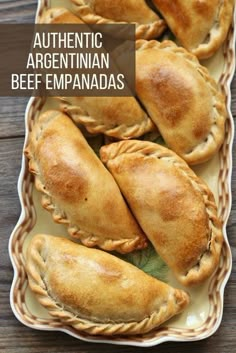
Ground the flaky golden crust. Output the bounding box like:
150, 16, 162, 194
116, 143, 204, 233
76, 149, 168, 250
71, 0, 166, 39
100, 140, 223, 286
152, 0, 234, 59
39, 7, 84, 24
135, 40, 226, 165
26, 234, 189, 336
24, 110, 147, 253
59, 96, 155, 139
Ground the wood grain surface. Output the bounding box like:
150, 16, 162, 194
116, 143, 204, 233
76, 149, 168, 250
0, 1, 235, 352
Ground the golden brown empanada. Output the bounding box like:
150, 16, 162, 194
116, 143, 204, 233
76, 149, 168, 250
39, 7, 84, 24
24, 110, 147, 253
26, 234, 189, 336
152, 0, 234, 59
59, 96, 155, 139
71, 0, 166, 39
136, 40, 226, 165
100, 140, 223, 286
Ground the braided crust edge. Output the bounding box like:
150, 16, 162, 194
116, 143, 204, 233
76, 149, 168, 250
135, 39, 226, 165
24, 112, 146, 254
100, 140, 223, 286
72, 0, 166, 39
59, 97, 155, 139
26, 234, 187, 336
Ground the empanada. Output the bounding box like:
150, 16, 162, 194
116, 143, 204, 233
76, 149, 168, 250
100, 140, 223, 286
152, 0, 234, 59
71, 0, 166, 39
136, 40, 226, 165
24, 110, 147, 253
26, 234, 189, 336
59, 96, 155, 139
39, 7, 84, 24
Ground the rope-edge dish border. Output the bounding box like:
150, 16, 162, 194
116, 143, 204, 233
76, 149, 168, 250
8, 0, 236, 347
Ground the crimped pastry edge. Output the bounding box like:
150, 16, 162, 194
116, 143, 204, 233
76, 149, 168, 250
71, 0, 166, 39
58, 97, 156, 139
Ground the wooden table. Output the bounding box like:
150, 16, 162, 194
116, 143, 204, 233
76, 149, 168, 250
0, 2, 235, 352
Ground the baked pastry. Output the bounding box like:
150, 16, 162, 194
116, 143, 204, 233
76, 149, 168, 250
152, 0, 234, 59
100, 140, 223, 286
39, 7, 84, 24
71, 0, 166, 39
136, 40, 226, 165
59, 96, 155, 139
26, 234, 189, 336
24, 110, 147, 253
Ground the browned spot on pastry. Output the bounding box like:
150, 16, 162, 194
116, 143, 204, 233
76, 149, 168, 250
158, 191, 184, 221
152, 231, 169, 248
102, 102, 127, 125
94, 0, 125, 20
193, 119, 211, 140
192, 0, 216, 18
49, 279, 95, 317
44, 163, 88, 201
150, 66, 192, 127
38, 136, 89, 202
155, 169, 187, 222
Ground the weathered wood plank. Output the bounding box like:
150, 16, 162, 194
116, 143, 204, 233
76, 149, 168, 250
0, 98, 28, 138
0, 0, 37, 23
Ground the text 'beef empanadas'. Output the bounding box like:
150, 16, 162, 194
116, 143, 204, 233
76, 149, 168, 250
71, 0, 166, 39
152, 0, 234, 59
136, 40, 226, 165
59, 96, 155, 139
25, 110, 147, 253
26, 234, 189, 336
100, 140, 223, 286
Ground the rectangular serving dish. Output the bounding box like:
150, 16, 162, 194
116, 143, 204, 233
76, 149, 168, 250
9, 0, 236, 347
